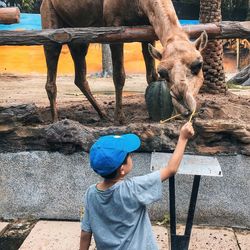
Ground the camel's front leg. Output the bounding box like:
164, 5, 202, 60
110, 43, 126, 124
68, 43, 106, 119
44, 44, 62, 122
142, 41, 158, 84
41, 0, 63, 122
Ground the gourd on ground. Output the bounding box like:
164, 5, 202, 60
145, 80, 173, 122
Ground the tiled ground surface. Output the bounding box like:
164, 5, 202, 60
0, 222, 8, 234
18, 221, 250, 250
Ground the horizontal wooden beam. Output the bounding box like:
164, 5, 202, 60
0, 21, 249, 46
0, 7, 20, 24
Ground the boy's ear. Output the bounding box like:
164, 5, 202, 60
120, 165, 125, 175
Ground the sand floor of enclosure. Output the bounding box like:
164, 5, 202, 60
0, 74, 249, 108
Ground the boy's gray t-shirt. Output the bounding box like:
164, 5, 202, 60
81, 170, 162, 250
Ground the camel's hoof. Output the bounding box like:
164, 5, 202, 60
103, 114, 112, 122
114, 113, 126, 125
99, 111, 111, 122
52, 117, 59, 123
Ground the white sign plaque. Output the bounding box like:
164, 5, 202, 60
150, 152, 222, 177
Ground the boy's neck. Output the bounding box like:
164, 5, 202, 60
97, 176, 124, 191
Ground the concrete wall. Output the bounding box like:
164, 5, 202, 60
0, 152, 249, 228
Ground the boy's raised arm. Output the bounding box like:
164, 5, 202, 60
80, 230, 92, 250
160, 122, 194, 181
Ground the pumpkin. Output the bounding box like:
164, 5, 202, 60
145, 80, 173, 121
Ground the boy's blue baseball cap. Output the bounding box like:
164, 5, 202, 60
90, 134, 141, 176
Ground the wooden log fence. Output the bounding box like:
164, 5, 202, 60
0, 21, 249, 45
0, 7, 20, 24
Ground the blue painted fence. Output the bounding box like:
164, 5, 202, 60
0, 13, 199, 31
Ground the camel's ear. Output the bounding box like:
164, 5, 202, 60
148, 44, 162, 60
194, 31, 208, 51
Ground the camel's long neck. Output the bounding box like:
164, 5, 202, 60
140, 0, 187, 45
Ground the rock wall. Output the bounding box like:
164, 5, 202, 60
0, 103, 250, 156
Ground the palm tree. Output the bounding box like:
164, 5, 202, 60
200, 0, 227, 94
101, 44, 113, 77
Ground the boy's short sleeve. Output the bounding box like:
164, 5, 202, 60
81, 190, 92, 233
130, 170, 162, 205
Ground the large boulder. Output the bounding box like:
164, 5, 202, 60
227, 65, 250, 86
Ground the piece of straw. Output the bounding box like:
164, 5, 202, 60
188, 109, 196, 122
160, 113, 182, 124
160, 110, 198, 124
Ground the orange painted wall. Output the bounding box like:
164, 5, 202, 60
0, 42, 235, 75
0, 43, 150, 75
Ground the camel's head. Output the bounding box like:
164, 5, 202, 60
148, 31, 208, 116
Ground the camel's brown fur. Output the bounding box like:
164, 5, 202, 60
41, 0, 207, 123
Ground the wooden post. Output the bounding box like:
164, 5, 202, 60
236, 38, 240, 70
0, 7, 20, 24
0, 22, 249, 45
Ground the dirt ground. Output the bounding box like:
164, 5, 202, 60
0, 73, 249, 126
0, 74, 150, 107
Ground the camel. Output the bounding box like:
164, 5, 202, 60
40, 0, 208, 124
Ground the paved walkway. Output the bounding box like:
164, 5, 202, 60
1, 221, 249, 250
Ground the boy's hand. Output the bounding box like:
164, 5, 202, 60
179, 122, 195, 140
160, 121, 194, 181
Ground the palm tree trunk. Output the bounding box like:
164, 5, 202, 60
200, 0, 227, 94
101, 44, 112, 77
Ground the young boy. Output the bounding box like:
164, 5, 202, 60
80, 122, 194, 250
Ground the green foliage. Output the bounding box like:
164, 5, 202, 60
173, 0, 249, 20
21, 0, 35, 12
156, 213, 170, 226
222, 0, 248, 9
3, 0, 249, 18
222, 0, 248, 20
4, 0, 37, 12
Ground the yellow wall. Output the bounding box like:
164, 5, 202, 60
0, 43, 148, 75
0, 42, 235, 75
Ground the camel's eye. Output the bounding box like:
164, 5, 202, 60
158, 68, 170, 81
191, 61, 203, 75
